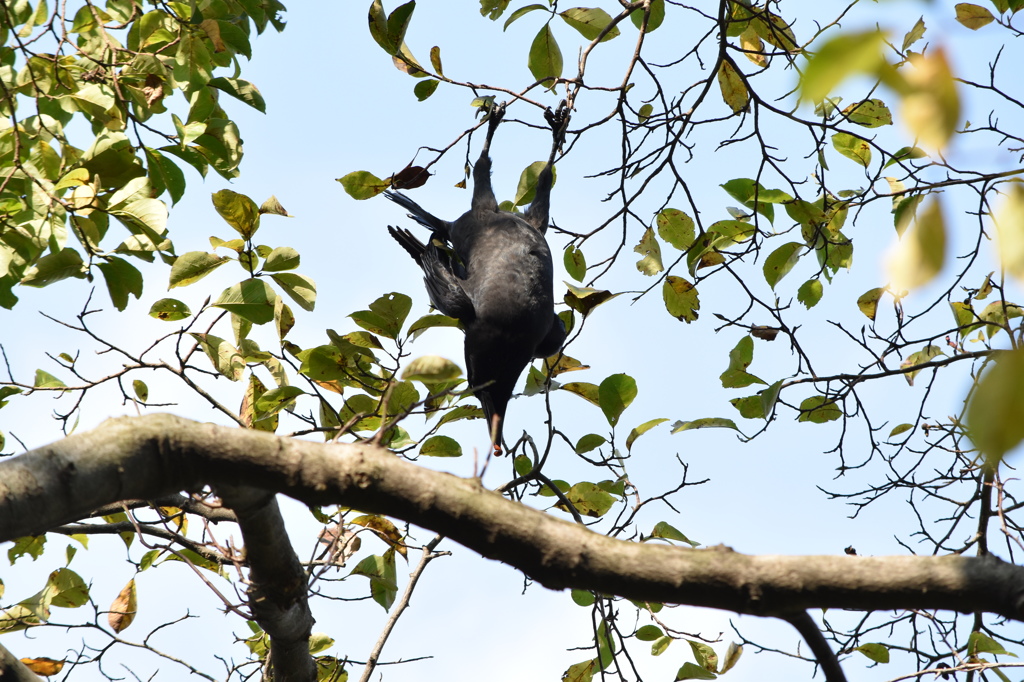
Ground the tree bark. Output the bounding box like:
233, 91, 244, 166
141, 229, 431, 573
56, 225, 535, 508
2, 414, 1023, 621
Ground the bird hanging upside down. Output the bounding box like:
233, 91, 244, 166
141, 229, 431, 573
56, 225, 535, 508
385, 102, 569, 454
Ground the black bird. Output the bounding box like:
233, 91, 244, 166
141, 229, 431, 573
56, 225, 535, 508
385, 102, 569, 454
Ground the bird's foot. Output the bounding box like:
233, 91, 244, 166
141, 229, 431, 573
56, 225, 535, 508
486, 101, 507, 133
544, 100, 571, 144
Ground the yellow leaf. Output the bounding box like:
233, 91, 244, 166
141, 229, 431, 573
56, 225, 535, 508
994, 184, 1024, 281
739, 27, 766, 67
108, 578, 138, 633
901, 49, 960, 151
955, 3, 995, 30
886, 196, 946, 291
717, 61, 749, 113
20, 657, 65, 676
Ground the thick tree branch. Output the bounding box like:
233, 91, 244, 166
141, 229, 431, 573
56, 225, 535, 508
2, 414, 1023, 623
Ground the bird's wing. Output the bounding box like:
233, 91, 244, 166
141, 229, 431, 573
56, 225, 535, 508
384, 191, 451, 237
420, 246, 474, 321
387, 226, 426, 264
533, 312, 567, 358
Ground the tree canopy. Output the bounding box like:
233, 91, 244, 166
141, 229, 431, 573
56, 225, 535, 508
2, 1, 1024, 681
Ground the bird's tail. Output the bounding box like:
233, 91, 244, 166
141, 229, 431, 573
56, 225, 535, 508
384, 191, 449, 236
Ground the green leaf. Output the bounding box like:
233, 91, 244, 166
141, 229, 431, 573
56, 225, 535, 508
763, 242, 803, 289
656, 209, 696, 250
636, 625, 664, 641
349, 292, 412, 339
884, 146, 928, 169
149, 298, 191, 321
0, 386, 23, 409
842, 98, 893, 127
797, 395, 841, 424
650, 521, 699, 546
212, 189, 260, 239
671, 417, 739, 433
598, 374, 637, 427
213, 279, 278, 324
190, 333, 245, 381
44, 567, 90, 608
34, 370, 66, 389
900, 344, 945, 386
408, 313, 460, 337
761, 380, 782, 419
528, 24, 562, 88
564, 244, 586, 281
402, 355, 462, 384
271, 273, 317, 311
663, 276, 700, 323
626, 418, 668, 451
208, 77, 266, 112
559, 481, 615, 517
338, 170, 388, 200
902, 17, 926, 51
575, 433, 607, 454
350, 550, 398, 612
413, 78, 439, 101
169, 251, 229, 288
688, 640, 719, 673
262, 247, 300, 272
513, 161, 554, 207
560, 7, 620, 42
634, 228, 663, 275
570, 589, 595, 606
889, 423, 913, 437
420, 435, 463, 457
720, 336, 765, 388
651, 635, 672, 656
831, 132, 872, 167
503, 4, 546, 30
130, 379, 149, 403
563, 658, 598, 682
800, 30, 886, 102
96, 257, 144, 311
967, 631, 1015, 657
797, 279, 823, 308
20, 248, 86, 287
254, 386, 303, 418
854, 643, 890, 663
979, 300, 1024, 340
629, 0, 665, 31
675, 661, 716, 680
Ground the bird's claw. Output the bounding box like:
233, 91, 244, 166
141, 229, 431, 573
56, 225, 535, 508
544, 100, 571, 142
486, 101, 507, 131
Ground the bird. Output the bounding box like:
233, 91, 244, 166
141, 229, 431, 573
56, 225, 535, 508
385, 101, 569, 454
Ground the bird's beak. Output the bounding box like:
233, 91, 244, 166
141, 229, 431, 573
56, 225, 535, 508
489, 413, 503, 455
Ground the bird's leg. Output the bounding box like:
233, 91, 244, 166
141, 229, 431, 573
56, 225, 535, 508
472, 101, 506, 214
526, 101, 571, 232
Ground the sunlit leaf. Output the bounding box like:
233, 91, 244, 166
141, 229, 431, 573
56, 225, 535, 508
598, 374, 637, 427
797, 395, 841, 423
955, 3, 996, 29
528, 24, 562, 88
887, 197, 946, 291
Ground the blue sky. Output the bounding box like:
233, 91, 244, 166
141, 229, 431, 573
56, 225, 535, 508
3, 1, 1024, 680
